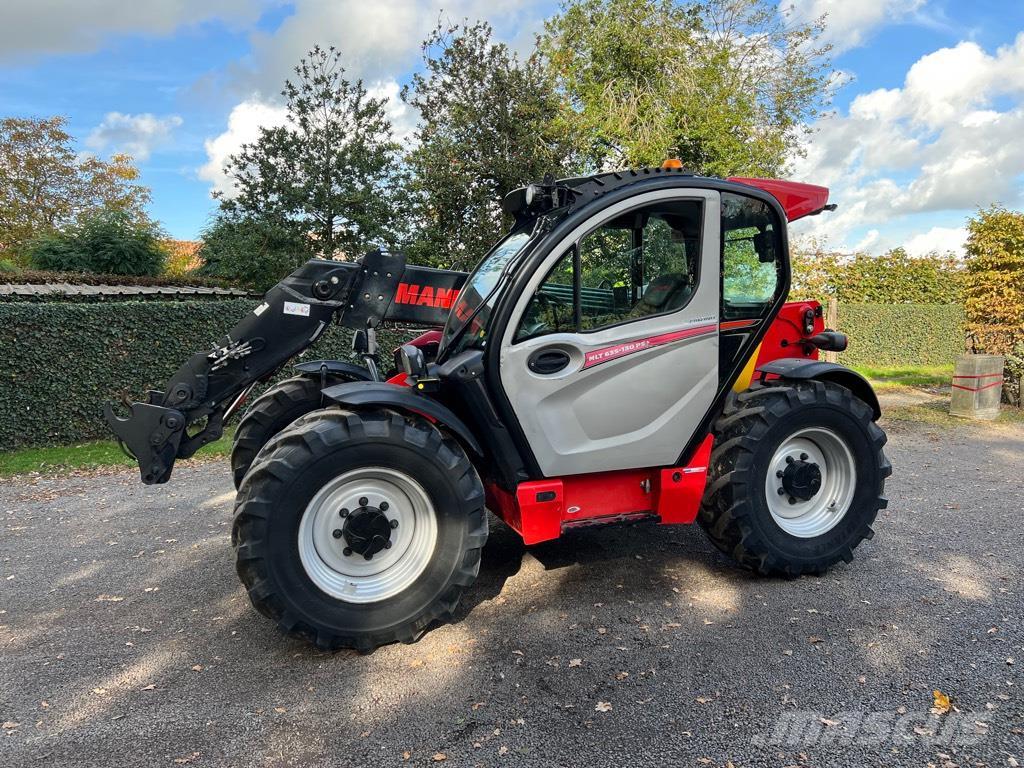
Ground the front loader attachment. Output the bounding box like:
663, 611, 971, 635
105, 249, 466, 484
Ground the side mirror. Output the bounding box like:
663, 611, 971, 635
398, 344, 426, 377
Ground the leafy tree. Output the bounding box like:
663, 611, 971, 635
198, 213, 308, 291
27, 210, 166, 276
790, 244, 963, 305
401, 21, 580, 270
962, 205, 1024, 402
220, 46, 399, 260
0, 116, 151, 262
539, 0, 832, 175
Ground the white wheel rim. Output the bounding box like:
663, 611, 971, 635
764, 427, 857, 539
298, 467, 438, 603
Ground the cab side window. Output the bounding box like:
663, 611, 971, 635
721, 192, 783, 318
515, 199, 702, 341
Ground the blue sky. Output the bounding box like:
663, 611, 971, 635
2, 0, 1023, 255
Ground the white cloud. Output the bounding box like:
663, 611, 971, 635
903, 226, 968, 257
0, 0, 268, 60
230, 0, 548, 97
790, 33, 1024, 253
85, 112, 183, 161
780, 0, 925, 54
198, 100, 287, 196
199, 79, 412, 196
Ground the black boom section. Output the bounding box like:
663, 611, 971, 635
105, 249, 466, 484
384, 264, 467, 326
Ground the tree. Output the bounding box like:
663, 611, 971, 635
0, 116, 151, 262
198, 213, 309, 291
220, 46, 399, 260
401, 21, 580, 270
539, 0, 832, 175
790, 244, 963, 305
27, 210, 166, 276
962, 205, 1024, 403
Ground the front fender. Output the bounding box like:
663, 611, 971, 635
321, 380, 483, 456
756, 358, 881, 420
293, 359, 373, 381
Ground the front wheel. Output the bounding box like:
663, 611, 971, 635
699, 379, 891, 577
232, 408, 487, 651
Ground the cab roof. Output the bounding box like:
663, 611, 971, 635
515, 167, 833, 223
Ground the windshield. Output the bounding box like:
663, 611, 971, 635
441, 230, 533, 356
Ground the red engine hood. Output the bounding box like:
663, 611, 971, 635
727, 177, 830, 222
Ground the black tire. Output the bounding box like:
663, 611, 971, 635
230, 375, 348, 489
699, 379, 891, 577
232, 408, 487, 651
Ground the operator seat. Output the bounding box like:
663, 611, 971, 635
628, 273, 692, 318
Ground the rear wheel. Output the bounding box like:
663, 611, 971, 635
699, 379, 890, 577
230, 374, 351, 489
232, 408, 487, 651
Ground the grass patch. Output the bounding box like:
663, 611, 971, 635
0, 430, 233, 478
852, 364, 954, 392
883, 399, 1024, 428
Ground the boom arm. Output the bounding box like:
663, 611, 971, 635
105, 249, 465, 484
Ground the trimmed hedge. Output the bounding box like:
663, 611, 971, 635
0, 300, 410, 451
836, 303, 966, 367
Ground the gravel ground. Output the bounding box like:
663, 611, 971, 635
1, 417, 1021, 768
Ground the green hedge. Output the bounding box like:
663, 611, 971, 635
837, 303, 966, 367
0, 300, 411, 451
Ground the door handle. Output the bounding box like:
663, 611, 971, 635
527, 348, 571, 374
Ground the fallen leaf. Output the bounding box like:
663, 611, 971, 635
819, 718, 840, 727
274, 707, 286, 714
471, 702, 486, 710
498, 746, 509, 755
191, 665, 203, 672
141, 684, 157, 691
782, 649, 793, 656
432, 753, 447, 762
595, 701, 613, 712
173, 753, 200, 765
696, 697, 711, 704
857, 676, 867, 684
1007, 658, 1015, 666
809, 636, 824, 644
92, 688, 107, 695
597, 627, 607, 635
569, 658, 582, 667
402, 751, 411, 761
615, 672, 629, 680
2, 721, 18, 730
95, 594, 124, 602
409, 659, 424, 668
932, 690, 952, 715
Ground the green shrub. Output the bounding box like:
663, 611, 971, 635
0, 299, 410, 451
837, 303, 966, 368
199, 215, 309, 291
28, 211, 166, 276
0, 258, 21, 274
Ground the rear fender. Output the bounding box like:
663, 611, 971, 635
756, 358, 881, 420
321, 380, 483, 456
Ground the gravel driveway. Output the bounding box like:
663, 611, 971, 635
1, 417, 1021, 767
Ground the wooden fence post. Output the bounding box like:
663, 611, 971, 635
824, 298, 839, 363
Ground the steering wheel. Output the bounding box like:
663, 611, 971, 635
518, 290, 570, 339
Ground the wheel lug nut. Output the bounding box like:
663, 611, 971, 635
364, 553, 373, 561
343, 547, 352, 556
358, 497, 368, 507
788, 497, 797, 505
332, 529, 343, 539
339, 508, 348, 517
379, 501, 389, 511
390, 519, 399, 529
777, 487, 786, 496
785, 456, 794, 464
384, 541, 392, 549
776, 470, 784, 478
800, 452, 808, 461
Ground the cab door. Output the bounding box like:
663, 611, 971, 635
498, 189, 720, 477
